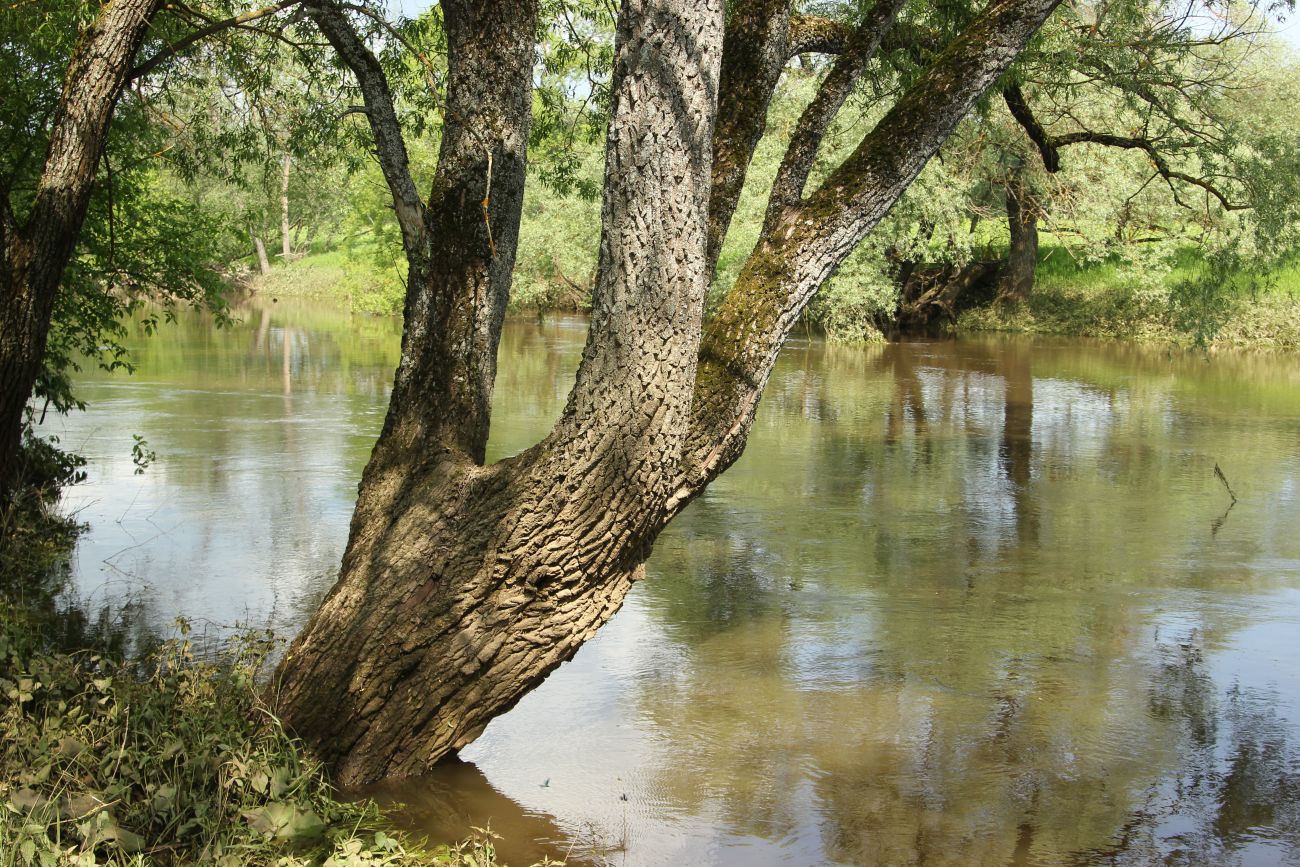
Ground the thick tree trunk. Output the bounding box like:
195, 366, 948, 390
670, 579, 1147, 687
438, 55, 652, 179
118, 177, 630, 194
280, 153, 293, 261
0, 0, 163, 507
253, 235, 272, 274
275, 0, 1061, 787
274, 0, 724, 787
998, 167, 1038, 303
0, 266, 46, 509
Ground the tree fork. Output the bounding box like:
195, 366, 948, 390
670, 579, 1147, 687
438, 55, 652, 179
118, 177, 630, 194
274, 0, 725, 786
676, 0, 1065, 504
275, 0, 1065, 788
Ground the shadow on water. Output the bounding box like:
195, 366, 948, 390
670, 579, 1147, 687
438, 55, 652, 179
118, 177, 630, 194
355, 758, 602, 867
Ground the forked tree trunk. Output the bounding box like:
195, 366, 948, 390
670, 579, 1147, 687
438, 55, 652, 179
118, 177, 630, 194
275, 0, 1063, 786
274, 0, 724, 786
0, 0, 164, 507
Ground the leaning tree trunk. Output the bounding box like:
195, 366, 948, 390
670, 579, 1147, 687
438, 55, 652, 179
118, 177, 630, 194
998, 164, 1038, 303
253, 235, 272, 274
274, 0, 724, 786
0, 0, 164, 508
274, 0, 1063, 786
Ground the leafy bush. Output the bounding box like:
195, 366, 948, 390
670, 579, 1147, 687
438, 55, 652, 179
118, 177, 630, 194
0, 608, 525, 867
0, 616, 423, 866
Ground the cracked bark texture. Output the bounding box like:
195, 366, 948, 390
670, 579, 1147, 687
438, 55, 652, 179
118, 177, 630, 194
274, 0, 724, 787
275, 0, 1063, 787
0, 0, 164, 507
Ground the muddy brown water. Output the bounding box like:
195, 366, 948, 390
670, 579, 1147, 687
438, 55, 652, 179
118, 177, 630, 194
43, 298, 1300, 865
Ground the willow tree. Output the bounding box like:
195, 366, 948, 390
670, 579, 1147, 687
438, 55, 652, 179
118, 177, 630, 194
0, 0, 315, 509
272, 0, 1062, 785
0, 0, 164, 508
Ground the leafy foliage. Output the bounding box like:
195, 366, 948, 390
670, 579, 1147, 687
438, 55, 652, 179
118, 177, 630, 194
0, 613, 507, 866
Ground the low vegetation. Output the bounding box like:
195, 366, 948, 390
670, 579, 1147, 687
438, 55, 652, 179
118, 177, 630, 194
0, 440, 512, 867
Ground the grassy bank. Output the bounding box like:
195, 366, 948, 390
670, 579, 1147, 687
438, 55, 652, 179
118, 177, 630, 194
0, 443, 510, 867
251, 236, 1300, 351
958, 245, 1300, 350
249, 240, 407, 317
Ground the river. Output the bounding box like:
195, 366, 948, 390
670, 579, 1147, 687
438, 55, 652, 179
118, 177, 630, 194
41, 296, 1300, 866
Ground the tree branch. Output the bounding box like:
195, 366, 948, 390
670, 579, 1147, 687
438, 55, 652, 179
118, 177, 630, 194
1003, 84, 1245, 210
1055, 131, 1246, 210
764, 0, 906, 235
787, 14, 850, 55
304, 1, 426, 253
1002, 83, 1058, 171
674, 0, 1066, 513
707, 0, 795, 273
129, 0, 303, 81
336, 2, 444, 96
789, 14, 941, 59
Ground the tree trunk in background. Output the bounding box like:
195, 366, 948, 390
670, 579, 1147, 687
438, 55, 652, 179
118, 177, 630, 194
280, 153, 293, 260
998, 166, 1038, 303
254, 236, 272, 274
274, 0, 724, 786
0, 0, 164, 508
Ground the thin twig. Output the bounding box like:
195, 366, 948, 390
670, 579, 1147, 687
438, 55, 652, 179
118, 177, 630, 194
1213, 462, 1237, 503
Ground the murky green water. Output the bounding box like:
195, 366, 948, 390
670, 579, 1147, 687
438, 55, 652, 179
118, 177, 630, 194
44, 297, 1300, 866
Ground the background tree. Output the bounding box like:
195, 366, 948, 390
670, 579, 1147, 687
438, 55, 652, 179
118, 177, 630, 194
0, 0, 332, 509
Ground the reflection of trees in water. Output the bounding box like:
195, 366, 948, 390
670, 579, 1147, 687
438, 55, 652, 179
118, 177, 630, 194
5, 523, 164, 659
632, 337, 1300, 864
1071, 637, 1300, 865
359, 757, 594, 867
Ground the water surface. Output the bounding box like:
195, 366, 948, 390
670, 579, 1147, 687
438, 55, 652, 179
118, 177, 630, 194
44, 298, 1300, 865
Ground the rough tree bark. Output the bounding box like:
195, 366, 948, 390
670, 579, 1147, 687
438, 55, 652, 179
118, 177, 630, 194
274, 0, 723, 786
274, 0, 1064, 786
0, 0, 164, 508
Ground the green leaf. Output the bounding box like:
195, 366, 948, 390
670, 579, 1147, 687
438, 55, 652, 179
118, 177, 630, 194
9, 788, 46, 812
242, 802, 326, 840
57, 736, 86, 758
269, 765, 291, 798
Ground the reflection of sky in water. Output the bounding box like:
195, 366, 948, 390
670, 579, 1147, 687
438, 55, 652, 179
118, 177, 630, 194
38, 306, 1300, 865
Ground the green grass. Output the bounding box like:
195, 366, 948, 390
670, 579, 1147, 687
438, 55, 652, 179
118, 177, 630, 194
960, 243, 1300, 349
249, 240, 406, 316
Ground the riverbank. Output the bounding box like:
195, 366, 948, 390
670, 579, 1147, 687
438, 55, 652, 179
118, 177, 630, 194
957, 283, 1300, 350
0, 458, 506, 867
250, 242, 1300, 351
